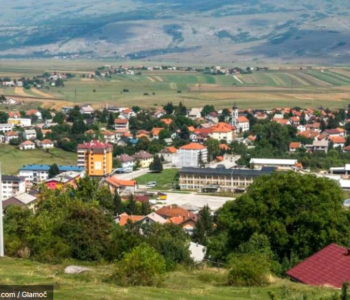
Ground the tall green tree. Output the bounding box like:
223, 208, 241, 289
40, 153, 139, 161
210, 172, 350, 262
163, 102, 174, 115
205, 138, 220, 161
108, 113, 115, 128
0, 111, 9, 123
48, 163, 60, 179
113, 192, 124, 216
149, 155, 163, 173
192, 205, 213, 245
126, 194, 138, 215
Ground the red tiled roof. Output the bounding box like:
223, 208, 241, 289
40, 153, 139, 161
151, 127, 164, 136
211, 122, 233, 133
328, 136, 346, 143
286, 244, 350, 288
118, 214, 145, 226
156, 205, 197, 220
41, 139, 53, 144
77, 140, 112, 150
20, 141, 34, 145
160, 118, 173, 125
180, 143, 206, 150
106, 177, 137, 187
290, 142, 301, 149
219, 144, 230, 150
237, 116, 249, 123
5, 131, 18, 137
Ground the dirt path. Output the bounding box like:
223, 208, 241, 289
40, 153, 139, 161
147, 77, 155, 82
154, 76, 163, 82
14, 87, 31, 97
233, 75, 243, 84
31, 88, 54, 98
296, 72, 332, 87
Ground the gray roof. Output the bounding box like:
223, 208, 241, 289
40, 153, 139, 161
118, 154, 135, 162
179, 167, 275, 177
24, 129, 36, 134
2, 175, 25, 182
132, 151, 153, 159
11, 193, 37, 205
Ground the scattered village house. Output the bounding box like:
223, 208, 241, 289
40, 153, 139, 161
132, 151, 154, 168
188, 108, 202, 120
114, 118, 129, 130
45, 171, 83, 190
79, 104, 94, 115
159, 146, 177, 163
289, 142, 302, 152
23, 129, 37, 140
8, 118, 31, 127
19, 140, 35, 150
116, 154, 135, 171
0, 123, 13, 133
39, 139, 54, 149
4, 131, 18, 143
231, 104, 250, 132
26, 109, 42, 120
104, 176, 138, 195
3, 193, 37, 212
210, 122, 235, 143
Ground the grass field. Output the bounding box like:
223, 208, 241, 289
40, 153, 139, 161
1, 60, 350, 109
135, 169, 178, 190
0, 144, 77, 174
0, 257, 336, 300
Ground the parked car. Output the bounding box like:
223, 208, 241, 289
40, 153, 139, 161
146, 181, 157, 187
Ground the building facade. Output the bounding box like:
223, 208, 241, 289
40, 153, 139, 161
77, 140, 113, 177
1, 175, 26, 200
175, 143, 208, 168
179, 167, 275, 192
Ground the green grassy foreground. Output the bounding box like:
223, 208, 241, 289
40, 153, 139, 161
135, 169, 178, 190
0, 144, 77, 174
0, 257, 335, 300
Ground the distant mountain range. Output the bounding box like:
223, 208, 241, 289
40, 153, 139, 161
1, 0, 350, 63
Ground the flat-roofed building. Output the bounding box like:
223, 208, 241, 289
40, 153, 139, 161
249, 158, 298, 169
179, 167, 275, 192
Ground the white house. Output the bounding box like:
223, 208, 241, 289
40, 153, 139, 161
210, 122, 234, 143
0, 123, 13, 133
175, 143, 208, 168
39, 139, 54, 149
19, 140, 35, 150
159, 146, 178, 163
188, 108, 202, 120
4, 131, 18, 143
23, 129, 37, 140
8, 118, 31, 127
114, 118, 129, 130
101, 130, 116, 143
80, 104, 94, 114
117, 154, 135, 171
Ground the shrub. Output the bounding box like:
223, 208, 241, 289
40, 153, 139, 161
227, 253, 271, 287
110, 243, 165, 287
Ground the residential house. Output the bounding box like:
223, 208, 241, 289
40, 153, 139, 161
286, 244, 350, 288
159, 146, 177, 163
26, 109, 42, 120
231, 104, 250, 132
39, 139, 54, 149
1, 175, 26, 200
166, 215, 197, 235
23, 129, 37, 140
289, 116, 300, 125
160, 118, 173, 126
328, 136, 346, 149
289, 142, 302, 152
132, 151, 154, 168
121, 108, 136, 119
117, 154, 135, 171
114, 118, 129, 130
175, 143, 208, 168
273, 119, 291, 126
8, 112, 20, 119
4, 131, 18, 143
41, 129, 52, 138
115, 128, 130, 140
101, 130, 116, 143
80, 104, 94, 115
325, 128, 344, 137
311, 140, 329, 153
0, 123, 13, 133
156, 205, 198, 221
19, 140, 35, 150
254, 111, 268, 120
210, 122, 234, 143
151, 127, 163, 139
45, 171, 82, 190
61, 106, 74, 114
105, 176, 138, 195
137, 213, 167, 225
188, 108, 202, 120
153, 108, 166, 119
115, 213, 145, 226
3, 193, 37, 211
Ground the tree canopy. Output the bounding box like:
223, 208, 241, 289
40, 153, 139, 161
210, 172, 350, 262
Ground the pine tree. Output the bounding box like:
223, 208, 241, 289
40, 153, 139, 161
149, 155, 163, 173
192, 205, 213, 245
100, 108, 108, 123
113, 192, 124, 216
108, 113, 115, 128
126, 194, 137, 215
141, 201, 151, 215
198, 151, 205, 168
177, 101, 187, 115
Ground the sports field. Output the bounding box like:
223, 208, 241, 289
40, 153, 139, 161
1, 60, 350, 109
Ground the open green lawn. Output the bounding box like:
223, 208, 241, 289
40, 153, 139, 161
0, 257, 335, 300
0, 144, 77, 174
135, 168, 178, 190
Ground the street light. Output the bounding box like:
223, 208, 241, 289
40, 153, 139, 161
0, 162, 4, 257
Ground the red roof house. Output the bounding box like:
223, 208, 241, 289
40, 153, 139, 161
286, 244, 350, 288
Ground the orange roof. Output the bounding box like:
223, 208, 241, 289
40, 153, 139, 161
274, 119, 290, 125
114, 118, 128, 124
42, 129, 52, 134
151, 127, 164, 136
295, 163, 303, 168
216, 156, 224, 161
41, 139, 53, 144
179, 143, 206, 150
26, 109, 39, 116
290, 142, 301, 148
160, 118, 173, 125
118, 214, 145, 226
211, 122, 233, 133
20, 140, 34, 145
219, 144, 230, 150
290, 116, 300, 122
101, 130, 115, 136
123, 108, 132, 114
8, 112, 19, 118
297, 131, 319, 139
248, 135, 256, 141
166, 216, 185, 225
5, 131, 18, 137
166, 146, 177, 153
106, 177, 137, 187
156, 205, 197, 220
336, 127, 345, 133
123, 132, 132, 138
237, 116, 249, 123
329, 136, 346, 143
187, 126, 195, 132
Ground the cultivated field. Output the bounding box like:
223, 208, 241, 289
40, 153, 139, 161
0, 145, 77, 174
1, 60, 350, 109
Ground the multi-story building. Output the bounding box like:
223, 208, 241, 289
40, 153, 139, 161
231, 103, 250, 133
175, 143, 208, 168
0, 123, 13, 133
1, 175, 26, 200
117, 154, 135, 171
179, 167, 275, 192
210, 122, 234, 143
114, 118, 129, 130
18, 165, 85, 186
77, 140, 113, 177
8, 118, 31, 127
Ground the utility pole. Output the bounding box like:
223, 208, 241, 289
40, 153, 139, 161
0, 162, 4, 257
